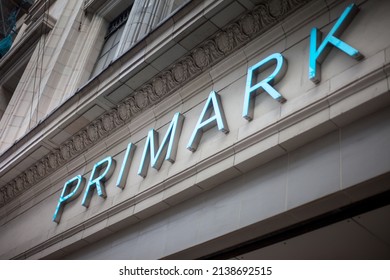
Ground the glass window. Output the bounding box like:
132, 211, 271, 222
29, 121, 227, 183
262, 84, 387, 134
91, 6, 132, 77
90, 0, 191, 78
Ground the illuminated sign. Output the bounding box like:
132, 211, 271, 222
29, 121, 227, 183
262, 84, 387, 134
309, 3, 363, 83
53, 3, 363, 223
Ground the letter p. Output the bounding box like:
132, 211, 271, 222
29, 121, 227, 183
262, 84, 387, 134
52, 175, 85, 223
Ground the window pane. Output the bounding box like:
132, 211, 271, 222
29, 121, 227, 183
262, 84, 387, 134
113, 25, 125, 46
105, 47, 117, 68
100, 33, 117, 56
91, 5, 132, 78
91, 52, 109, 76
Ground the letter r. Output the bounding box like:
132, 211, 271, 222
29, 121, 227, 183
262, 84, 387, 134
243, 53, 287, 121
309, 3, 363, 83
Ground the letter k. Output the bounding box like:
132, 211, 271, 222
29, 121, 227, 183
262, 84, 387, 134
309, 3, 364, 83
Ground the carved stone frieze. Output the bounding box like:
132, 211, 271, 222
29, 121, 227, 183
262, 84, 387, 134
6, 184, 15, 199
87, 123, 99, 142
25, 168, 35, 185
135, 91, 148, 109
192, 47, 210, 69
0, 0, 309, 208
60, 142, 72, 161
117, 103, 130, 122
0, 190, 4, 204
15, 177, 24, 192
270, 0, 290, 17
37, 162, 46, 177
102, 113, 115, 132
152, 78, 167, 98
48, 153, 58, 169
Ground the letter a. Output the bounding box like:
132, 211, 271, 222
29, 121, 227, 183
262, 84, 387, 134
138, 112, 184, 178
187, 91, 229, 152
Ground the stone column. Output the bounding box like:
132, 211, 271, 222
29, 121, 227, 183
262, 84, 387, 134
117, 0, 175, 55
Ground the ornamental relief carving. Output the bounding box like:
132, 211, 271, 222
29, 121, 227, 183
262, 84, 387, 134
182, 56, 200, 77
152, 78, 167, 98
37, 162, 46, 177
142, 85, 156, 104
128, 96, 140, 115
215, 32, 234, 54
0, 0, 309, 207
172, 63, 186, 83
256, 3, 278, 27
117, 103, 130, 122
7, 184, 15, 199
25, 169, 35, 185
15, 177, 24, 192
87, 123, 99, 142
73, 134, 84, 152
81, 130, 92, 147
240, 14, 259, 36
205, 40, 224, 62
192, 48, 210, 69
48, 153, 58, 169
227, 23, 248, 46
135, 92, 148, 110
60, 142, 71, 161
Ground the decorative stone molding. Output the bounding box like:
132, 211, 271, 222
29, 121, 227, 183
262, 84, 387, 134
0, 0, 309, 208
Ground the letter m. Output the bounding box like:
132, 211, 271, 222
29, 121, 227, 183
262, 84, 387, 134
138, 112, 184, 177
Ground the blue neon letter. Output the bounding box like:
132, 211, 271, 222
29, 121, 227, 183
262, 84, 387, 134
187, 90, 229, 152
309, 3, 363, 83
138, 112, 184, 178
53, 175, 85, 223
116, 143, 136, 189
243, 53, 287, 121
82, 156, 116, 207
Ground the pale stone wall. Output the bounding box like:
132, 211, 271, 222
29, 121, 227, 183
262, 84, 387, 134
0, 0, 187, 154
63, 107, 390, 259
0, 0, 85, 152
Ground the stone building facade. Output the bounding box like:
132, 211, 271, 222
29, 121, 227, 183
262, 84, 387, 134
0, 0, 389, 259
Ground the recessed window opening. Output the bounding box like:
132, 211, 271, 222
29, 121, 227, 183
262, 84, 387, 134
91, 5, 132, 77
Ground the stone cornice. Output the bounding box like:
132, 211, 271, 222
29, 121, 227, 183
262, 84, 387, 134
0, 0, 310, 207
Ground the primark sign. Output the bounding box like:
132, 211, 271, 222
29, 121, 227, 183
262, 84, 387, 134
53, 4, 363, 223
